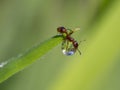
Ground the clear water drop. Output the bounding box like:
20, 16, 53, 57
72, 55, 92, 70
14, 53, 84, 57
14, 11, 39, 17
61, 40, 76, 56
0, 61, 8, 68
62, 49, 75, 56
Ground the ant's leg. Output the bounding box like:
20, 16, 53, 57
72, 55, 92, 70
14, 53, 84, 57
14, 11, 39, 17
66, 29, 74, 35
67, 28, 80, 35
61, 40, 66, 50
79, 40, 86, 45
66, 40, 69, 50
61, 39, 69, 51
77, 40, 86, 55
77, 49, 81, 55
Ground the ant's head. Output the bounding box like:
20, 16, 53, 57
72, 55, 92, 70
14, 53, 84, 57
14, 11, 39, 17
57, 26, 67, 34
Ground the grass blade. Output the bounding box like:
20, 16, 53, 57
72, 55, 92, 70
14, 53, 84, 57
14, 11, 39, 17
0, 35, 63, 83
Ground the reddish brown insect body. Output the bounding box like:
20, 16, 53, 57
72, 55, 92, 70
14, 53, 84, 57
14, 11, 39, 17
57, 26, 81, 55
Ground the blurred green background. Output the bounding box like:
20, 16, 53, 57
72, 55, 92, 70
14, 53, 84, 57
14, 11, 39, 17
0, 0, 120, 90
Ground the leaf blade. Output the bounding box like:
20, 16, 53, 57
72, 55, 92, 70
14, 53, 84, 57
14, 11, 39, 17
0, 35, 63, 83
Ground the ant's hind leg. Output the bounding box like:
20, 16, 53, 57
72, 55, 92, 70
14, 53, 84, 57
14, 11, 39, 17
77, 40, 86, 55
77, 49, 81, 55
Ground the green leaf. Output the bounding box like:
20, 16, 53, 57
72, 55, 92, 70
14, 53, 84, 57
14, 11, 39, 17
0, 35, 63, 83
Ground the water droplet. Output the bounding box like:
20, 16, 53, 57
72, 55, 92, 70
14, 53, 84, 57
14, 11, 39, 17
0, 61, 8, 68
61, 40, 76, 56
62, 49, 75, 56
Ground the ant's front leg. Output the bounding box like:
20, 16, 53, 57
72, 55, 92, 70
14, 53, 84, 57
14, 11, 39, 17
66, 29, 74, 35
67, 28, 80, 36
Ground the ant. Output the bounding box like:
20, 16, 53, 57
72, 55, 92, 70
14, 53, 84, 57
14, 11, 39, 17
57, 26, 82, 55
